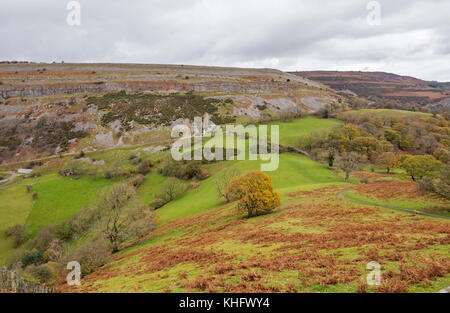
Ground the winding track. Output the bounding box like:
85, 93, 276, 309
336, 187, 450, 220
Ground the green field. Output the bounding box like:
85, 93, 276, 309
341, 109, 432, 119
24, 174, 120, 234
268, 117, 342, 146
0, 184, 34, 263
157, 153, 342, 225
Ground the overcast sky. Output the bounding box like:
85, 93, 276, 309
1, 0, 449, 81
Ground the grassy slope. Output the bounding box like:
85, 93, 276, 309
269, 117, 342, 146
341, 109, 432, 119
155, 153, 342, 225
24, 174, 120, 234
0, 184, 34, 263
343, 190, 450, 217
71, 177, 450, 293
2, 114, 448, 292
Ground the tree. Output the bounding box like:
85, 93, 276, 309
215, 166, 241, 201
225, 170, 280, 218
103, 183, 157, 252
351, 136, 384, 162
418, 165, 450, 200
155, 177, 186, 203
384, 129, 401, 143
103, 183, 136, 252
327, 150, 335, 168
433, 147, 450, 164
377, 152, 398, 174
340, 124, 360, 140
4, 224, 26, 248
335, 152, 367, 181
400, 155, 441, 181
434, 165, 450, 199
124, 205, 158, 239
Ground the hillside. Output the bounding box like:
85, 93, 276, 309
57, 157, 449, 293
0, 64, 448, 294
0, 63, 338, 164
292, 71, 450, 110
1, 108, 449, 293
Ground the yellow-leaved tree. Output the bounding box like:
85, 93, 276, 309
225, 170, 280, 218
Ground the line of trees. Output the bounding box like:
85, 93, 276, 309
299, 112, 449, 193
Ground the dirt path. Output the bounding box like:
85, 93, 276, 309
336, 187, 450, 220
0, 139, 170, 170
0, 171, 21, 190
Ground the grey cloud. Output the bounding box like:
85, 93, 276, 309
0, 0, 449, 81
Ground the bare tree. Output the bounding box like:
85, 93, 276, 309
103, 184, 135, 252
335, 152, 367, 181
156, 178, 186, 202
215, 166, 241, 201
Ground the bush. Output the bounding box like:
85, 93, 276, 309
21, 249, 44, 268
155, 178, 186, 203
25, 263, 55, 283
104, 168, 124, 179
26, 227, 56, 253
159, 159, 209, 180
64, 239, 111, 277
42, 239, 64, 262
150, 198, 166, 209
184, 162, 202, 179
196, 168, 210, 180
5, 250, 26, 270
131, 174, 145, 188
55, 208, 101, 241
4, 224, 26, 248
138, 159, 152, 175
159, 158, 185, 178
104, 170, 113, 179
225, 170, 280, 218
129, 153, 141, 165
124, 206, 158, 239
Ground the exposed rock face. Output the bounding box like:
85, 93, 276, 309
94, 131, 114, 147
301, 97, 335, 111
0, 63, 339, 163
